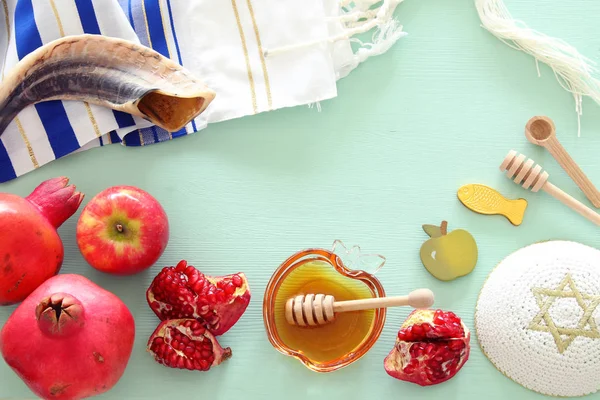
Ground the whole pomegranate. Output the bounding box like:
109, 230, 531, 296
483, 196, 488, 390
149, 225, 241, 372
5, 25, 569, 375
0, 274, 135, 400
0, 177, 83, 305
384, 309, 470, 386
147, 319, 232, 371
147, 260, 251, 336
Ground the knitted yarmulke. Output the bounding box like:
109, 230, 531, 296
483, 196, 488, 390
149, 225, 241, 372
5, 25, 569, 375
475, 241, 600, 397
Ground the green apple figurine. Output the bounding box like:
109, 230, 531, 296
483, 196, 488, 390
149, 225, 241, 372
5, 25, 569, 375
419, 221, 477, 281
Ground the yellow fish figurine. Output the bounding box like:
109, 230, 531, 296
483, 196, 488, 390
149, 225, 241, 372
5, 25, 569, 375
457, 184, 528, 226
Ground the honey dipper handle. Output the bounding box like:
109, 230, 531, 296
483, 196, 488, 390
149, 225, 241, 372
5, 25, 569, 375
543, 182, 600, 226
332, 289, 434, 313
545, 137, 600, 208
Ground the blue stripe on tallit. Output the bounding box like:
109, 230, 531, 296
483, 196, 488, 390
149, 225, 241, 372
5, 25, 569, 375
142, 0, 174, 142
129, 0, 149, 48
172, 129, 187, 139
0, 141, 17, 181
118, 0, 146, 146
127, 0, 135, 28
114, 0, 145, 146
166, 0, 182, 65
143, 0, 168, 57
112, 110, 136, 129
75, 0, 101, 33
150, 127, 159, 143
110, 131, 122, 144
125, 130, 142, 146
166, 0, 196, 133
14, 0, 80, 159
75, 0, 136, 129
135, 0, 184, 142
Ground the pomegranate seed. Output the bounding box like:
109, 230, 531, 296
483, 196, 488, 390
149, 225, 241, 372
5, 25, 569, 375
233, 275, 242, 286
225, 283, 236, 295
191, 321, 202, 330
216, 292, 226, 302
449, 340, 463, 350
412, 325, 424, 338
184, 346, 195, 356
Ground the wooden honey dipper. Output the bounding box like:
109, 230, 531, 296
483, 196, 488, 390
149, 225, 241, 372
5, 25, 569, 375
285, 288, 434, 327
500, 150, 600, 226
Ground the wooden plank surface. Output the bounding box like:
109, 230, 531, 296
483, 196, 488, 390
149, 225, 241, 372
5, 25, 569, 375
2, 0, 600, 398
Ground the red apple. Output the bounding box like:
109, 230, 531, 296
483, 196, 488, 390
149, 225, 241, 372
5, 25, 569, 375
76, 186, 169, 275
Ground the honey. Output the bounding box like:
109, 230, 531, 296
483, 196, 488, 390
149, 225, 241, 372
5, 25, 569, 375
273, 259, 375, 363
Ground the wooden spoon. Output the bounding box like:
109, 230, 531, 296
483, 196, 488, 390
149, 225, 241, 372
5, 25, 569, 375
525, 116, 600, 208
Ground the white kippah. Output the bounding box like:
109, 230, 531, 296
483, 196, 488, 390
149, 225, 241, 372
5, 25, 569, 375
475, 241, 600, 397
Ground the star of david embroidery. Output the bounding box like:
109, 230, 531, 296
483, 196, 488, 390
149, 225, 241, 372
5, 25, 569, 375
529, 273, 600, 353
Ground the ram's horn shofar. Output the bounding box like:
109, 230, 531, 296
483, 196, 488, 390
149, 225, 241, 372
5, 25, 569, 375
0, 34, 216, 136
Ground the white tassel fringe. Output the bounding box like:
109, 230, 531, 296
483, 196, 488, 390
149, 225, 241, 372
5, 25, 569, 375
476, 0, 600, 137
264, 0, 406, 78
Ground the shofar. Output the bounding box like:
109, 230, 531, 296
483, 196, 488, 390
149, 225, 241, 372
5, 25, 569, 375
0, 34, 216, 136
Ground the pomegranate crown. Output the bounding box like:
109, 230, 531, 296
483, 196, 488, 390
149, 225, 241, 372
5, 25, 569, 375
26, 177, 84, 228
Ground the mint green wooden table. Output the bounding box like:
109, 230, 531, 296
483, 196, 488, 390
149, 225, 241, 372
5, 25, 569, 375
2, 1, 600, 398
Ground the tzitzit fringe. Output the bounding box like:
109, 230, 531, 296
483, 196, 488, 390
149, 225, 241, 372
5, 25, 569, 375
476, 0, 600, 137
264, 0, 407, 79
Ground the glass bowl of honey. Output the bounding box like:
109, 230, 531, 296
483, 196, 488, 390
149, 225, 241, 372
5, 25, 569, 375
263, 240, 387, 372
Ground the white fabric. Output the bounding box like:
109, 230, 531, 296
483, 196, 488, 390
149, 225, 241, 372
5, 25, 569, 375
475, 241, 600, 397
0, 0, 406, 182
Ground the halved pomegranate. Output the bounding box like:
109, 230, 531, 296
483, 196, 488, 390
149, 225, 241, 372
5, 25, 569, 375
384, 309, 470, 386
146, 260, 251, 336
147, 319, 231, 371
